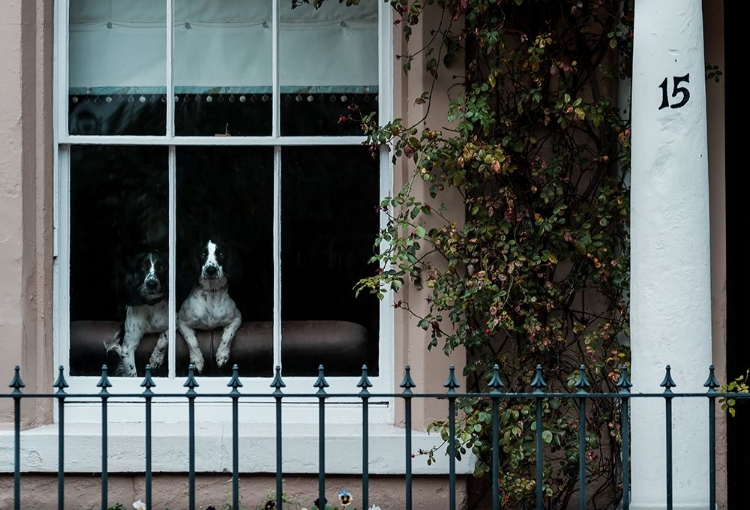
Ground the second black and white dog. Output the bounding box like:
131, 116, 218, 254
107, 251, 169, 377
150, 239, 242, 373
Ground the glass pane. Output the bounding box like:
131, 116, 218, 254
281, 146, 380, 376
280, 2, 379, 136
69, 146, 168, 377
176, 147, 274, 378
174, 1, 272, 136
68, 0, 167, 135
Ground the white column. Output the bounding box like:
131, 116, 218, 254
630, 1, 712, 509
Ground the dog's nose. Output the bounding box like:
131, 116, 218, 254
205, 266, 218, 277
146, 280, 159, 290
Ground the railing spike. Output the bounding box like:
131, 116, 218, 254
616, 364, 632, 393
574, 364, 591, 393
53, 365, 69, 394
400, 365, 416, 395
357, 365, 373, 396
660, 365, 676, 394
314, 364, 329, 395
183, 364, 199, 395
530, 364, 547, 393
140, 365, 156, 395
97, 365, 112, 395
228, 364, 243, 395
9, 365, 25, 393
703, 364, 720, 393
271, 365, 286, 395
488, 364, 504, 393
444, 364, 460, 393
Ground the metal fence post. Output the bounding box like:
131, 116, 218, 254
97, 365, 113, 510
530, 364, 548, 510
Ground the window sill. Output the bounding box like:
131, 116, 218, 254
0, 422, 476, 475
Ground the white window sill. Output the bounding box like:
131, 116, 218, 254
0, 422, 476, 475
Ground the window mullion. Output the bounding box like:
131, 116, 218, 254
168, 146, 177, 378
273, 147, 282, 374
166, 0, 175, 137
272, 0, 280, 139
272, 0, 281, 375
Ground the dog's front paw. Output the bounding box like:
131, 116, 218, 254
215, 348, 230, 368
149, 349, 165, 370
189, 353, 205, 373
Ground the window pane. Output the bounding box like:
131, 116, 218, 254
281, 146, 380, 376
280, 2, 379, 136
174, 1, 272, 136
176, 147, 274, 377
69, 146, 168, 377
68, 0, 167, 136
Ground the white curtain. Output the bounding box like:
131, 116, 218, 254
69, 0, 379, 92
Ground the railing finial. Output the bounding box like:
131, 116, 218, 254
530, 364, 547, 393
140, 364, 156, 395
9, 365, 25, 394
488, 364, 504, 393
228, 364, 243, 395
616, 364, 632, 393
53, 365, 69, 395
184, 363, 200, 395
357, 365, 373, 396
703, 364, 720, 393
97, 365, 112, 395
400, 365, 416, 395
443, 364, 460, 394
271, 365, 286, 395
660, 365, 676, 394
574, 364, 591, 393
314, 364, 329, 395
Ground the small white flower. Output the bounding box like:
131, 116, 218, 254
368, 506, 383, 510
133, 500, 146, 510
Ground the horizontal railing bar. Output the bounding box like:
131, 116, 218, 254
1, 391, 745, 399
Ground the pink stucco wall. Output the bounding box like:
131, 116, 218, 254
0, 474, 468, 510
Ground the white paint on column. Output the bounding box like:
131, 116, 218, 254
630, 0, 712, 509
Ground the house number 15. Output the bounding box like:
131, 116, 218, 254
658, 74, 690, 110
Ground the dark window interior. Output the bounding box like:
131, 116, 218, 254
68, 94, 380, 378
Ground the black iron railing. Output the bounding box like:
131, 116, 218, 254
1, 363, 744, 510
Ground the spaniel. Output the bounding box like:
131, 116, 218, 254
149, 239, 242, 373
106, 251, 168, 377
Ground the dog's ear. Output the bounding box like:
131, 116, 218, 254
121, 252, 145, 306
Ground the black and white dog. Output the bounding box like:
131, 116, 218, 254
150, 239, 242, 373
106, 251, 168, 377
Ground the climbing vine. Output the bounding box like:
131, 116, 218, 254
310, 0, 634, 507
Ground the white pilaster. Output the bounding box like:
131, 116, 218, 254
630, 0, 712, 509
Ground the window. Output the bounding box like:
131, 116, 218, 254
56, 0, 393, 405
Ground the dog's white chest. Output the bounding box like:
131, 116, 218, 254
125, 300, 168, 334
179, 289, 237, 329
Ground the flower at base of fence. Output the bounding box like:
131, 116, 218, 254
367, 506, 382, 510
132, 501, 146, 510
309, 491, 364, 510
338, 489, 353, 507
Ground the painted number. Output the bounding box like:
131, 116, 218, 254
658, 74, 690, 110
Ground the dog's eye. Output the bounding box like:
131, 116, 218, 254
216, 249, 224, 258
141, 261, 150, 270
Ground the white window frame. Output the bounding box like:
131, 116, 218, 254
53, 0, 395, 424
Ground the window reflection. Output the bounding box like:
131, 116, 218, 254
281, 146, 380, 376
69, 146, 168, 376
175, 147, 274, 377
